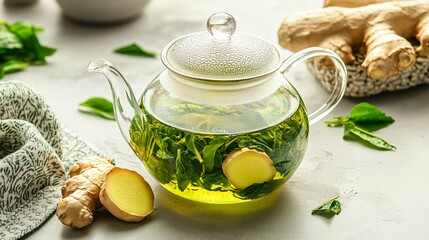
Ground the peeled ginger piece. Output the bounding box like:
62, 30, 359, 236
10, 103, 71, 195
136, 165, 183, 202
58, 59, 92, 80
222, 148, 276, 189
100, 167, 154, 222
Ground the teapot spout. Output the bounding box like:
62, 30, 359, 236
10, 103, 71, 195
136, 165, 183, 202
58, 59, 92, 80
88, 58, 144, 145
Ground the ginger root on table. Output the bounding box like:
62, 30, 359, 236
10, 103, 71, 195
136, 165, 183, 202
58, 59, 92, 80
56, 156, 114, 228
56, 156, 154, 228
278, 1, 429, 80
323, 0, 414, 8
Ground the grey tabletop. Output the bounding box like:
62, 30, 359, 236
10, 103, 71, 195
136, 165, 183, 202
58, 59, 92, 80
2, 0, 429, 239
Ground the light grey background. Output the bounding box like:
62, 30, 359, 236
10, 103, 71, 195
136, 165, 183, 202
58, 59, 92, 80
2, 0, 428, 239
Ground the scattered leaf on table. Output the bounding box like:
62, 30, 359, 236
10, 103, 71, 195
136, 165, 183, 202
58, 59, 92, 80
344, 122, 396, 151
312, 196, 342, 218
79, 97, 115, 120
325, 102, 396, 151
114, 43, 156, 58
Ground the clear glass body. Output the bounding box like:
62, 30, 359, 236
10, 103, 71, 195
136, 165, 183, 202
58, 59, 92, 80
88, 22, 346, 204
129, 70, 309, 204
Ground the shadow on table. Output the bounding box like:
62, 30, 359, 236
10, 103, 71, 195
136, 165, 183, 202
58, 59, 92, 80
59, 207, 154, 238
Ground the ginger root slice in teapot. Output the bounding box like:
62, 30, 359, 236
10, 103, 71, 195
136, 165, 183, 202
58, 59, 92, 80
278, 1, 429, 80
222, 148, 276, 190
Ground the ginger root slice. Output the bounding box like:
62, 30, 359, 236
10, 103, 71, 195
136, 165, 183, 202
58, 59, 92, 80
222, 148, 276, 190
278, 1, 429, 80
100, 167, 154, 222
56, 156, 114, 228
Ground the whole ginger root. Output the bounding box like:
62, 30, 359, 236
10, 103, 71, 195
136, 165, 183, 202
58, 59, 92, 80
278, 1, 429, 80
323, 0, 414, 8
56, 156, 154, 228
56, 156, 114, 228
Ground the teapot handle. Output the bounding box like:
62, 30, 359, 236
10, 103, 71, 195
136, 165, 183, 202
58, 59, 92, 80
280, 47, 347, 125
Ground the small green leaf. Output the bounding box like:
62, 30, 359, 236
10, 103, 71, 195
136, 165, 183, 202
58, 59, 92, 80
79, 97, 115, 120
114, 43, 156, 58
0, 60, 28, 78
344, 122, 396, 151
312, 196, 342, 218
349, 102, 394, 131
41, 46, 57, 57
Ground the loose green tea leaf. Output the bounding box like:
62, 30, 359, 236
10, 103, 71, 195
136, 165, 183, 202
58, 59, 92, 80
325, 102, 396, 151
344, 122, 396, 150
202, 136, 229, 172
233, 179, 286, 200
185, 134, 204, 164
114, 43, 156, 58
176, 148, 203, 191
0, 21, 56, 79
79, 97, 115, 120
312, 196, 342, 218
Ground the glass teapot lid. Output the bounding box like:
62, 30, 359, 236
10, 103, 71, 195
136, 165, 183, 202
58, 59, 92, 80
161, 12, 282, 81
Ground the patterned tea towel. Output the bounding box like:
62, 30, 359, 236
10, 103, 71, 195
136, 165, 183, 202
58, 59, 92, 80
0, 81, 104, 240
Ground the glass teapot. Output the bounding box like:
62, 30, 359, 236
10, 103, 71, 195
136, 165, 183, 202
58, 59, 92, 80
88, 13, 347, 204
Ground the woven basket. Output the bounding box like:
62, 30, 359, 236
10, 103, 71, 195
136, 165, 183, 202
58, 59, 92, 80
307, 48, 429, 97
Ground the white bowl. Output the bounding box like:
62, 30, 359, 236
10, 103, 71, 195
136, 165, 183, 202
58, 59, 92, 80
56, 0, 150, 24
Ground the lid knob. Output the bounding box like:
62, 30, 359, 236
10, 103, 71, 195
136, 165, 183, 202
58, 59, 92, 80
207, 12, 236, 42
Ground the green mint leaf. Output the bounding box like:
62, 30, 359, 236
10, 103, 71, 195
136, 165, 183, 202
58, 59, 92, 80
349, 102, 394, 131
0, 21, 56, 79
0, 26, 23, 55
0, 60, 28, 78
344, 122, 396, 151
114, 43, 156, 58
79, 97, 115, 120
8, 22, 56, 62
325, 102, 396, 150
312, 196, 342, 218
